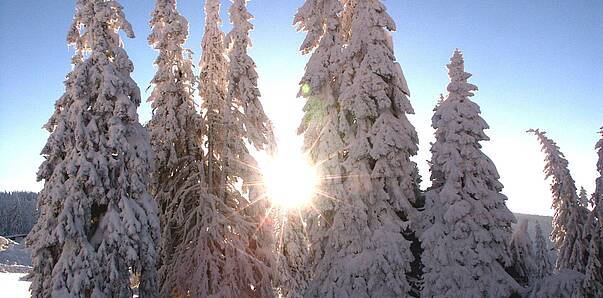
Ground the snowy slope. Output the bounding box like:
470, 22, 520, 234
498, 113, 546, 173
0, 237, 31, 273
0, 273, 30, 298
0, 237, 31, 297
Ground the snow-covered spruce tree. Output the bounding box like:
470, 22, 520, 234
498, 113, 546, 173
167, 0, 275, 296
224, 0, 277, 294
294, 0, 346, 189
200, 0, 228, 196
581, 127, 603, 296
293, 0, 348, 296
225, 0, 275, 154
25, 1, 159, 297
146, 0, 207, 296
578, 187, 589, 208
421, 50, 519, 298
533, 222, 553, 280
301, 0, 421, 296
529, 269, 584, 298
508, 219, 537, 287
275, 211, 311, 298
529, 129, 589, 273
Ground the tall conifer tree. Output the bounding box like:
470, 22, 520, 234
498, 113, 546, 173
529, 129, 590, 273
146, 1, 207, 296
26, 1, 159, 297
298, 0, 421, 296
225, 0, 277, 295
581, 128, 603, 296
293, 0, 347, 296
165, 0, 275, 296
421, 50, 519, 298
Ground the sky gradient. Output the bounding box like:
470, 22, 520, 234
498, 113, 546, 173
0, 0, 601, 216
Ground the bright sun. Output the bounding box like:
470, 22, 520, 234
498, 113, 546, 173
262, 151, 318, 210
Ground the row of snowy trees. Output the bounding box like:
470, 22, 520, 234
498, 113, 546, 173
0, 191, 37, 236
290, 0, 523, 297
27, 0, 276, 296
26, 0, 601, 297
290, 0, 603, 297
527, 128, 603, 297
148, 0, 276, 296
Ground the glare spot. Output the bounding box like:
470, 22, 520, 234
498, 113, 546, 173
262, 151, 317, 210
301, 83, 311, 96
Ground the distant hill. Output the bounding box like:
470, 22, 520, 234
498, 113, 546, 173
513, 213, 556, 262
513, 213, 553, 240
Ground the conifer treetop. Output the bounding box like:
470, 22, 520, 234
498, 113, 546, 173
294, 0, 346, 162
294, 0, 345, 99
226, 0, 276, 153
200, 0, 228, 117
447, 49, 479, 100
148, 0, 201, 171
67, 0, 135, 64
227, 0, 253, 49
578, 187, 589, 208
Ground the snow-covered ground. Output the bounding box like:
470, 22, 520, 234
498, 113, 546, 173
0, 237, 32, 273
0, 236, 31, 297
0, 273, 30, 298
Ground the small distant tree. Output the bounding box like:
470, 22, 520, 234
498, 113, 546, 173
529, 129, 589, 273
421, 49, 519, 298
578, 187, 589, 209
26, 0, 159, 297
508, 219, 536, 287
581, 127, 603, 296
533, 222, 553, 280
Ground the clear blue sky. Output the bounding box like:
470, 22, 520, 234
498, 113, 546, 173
0, 0, 601, 216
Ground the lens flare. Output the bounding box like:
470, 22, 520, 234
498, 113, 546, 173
301, 83, 311, 96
